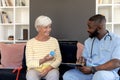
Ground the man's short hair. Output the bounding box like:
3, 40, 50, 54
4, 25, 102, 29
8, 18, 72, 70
89, 14, 106, 24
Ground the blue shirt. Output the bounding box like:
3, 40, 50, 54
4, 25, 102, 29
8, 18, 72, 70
82, 32, 120, 72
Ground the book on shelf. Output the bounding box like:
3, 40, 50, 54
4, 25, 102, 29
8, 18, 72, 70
7, 0, 13, 6
5, 0, 9, 6
23, 29, 28, 40
21, 0, 26, 6
16, 0, 19, 6
1, 0, 6, 6
0, 0, 2, 6
16, 0, 26, 6
0, 0, 13, 6
103, 0, 109, 4
98, 0, 103, 4
98, 0, 110, 4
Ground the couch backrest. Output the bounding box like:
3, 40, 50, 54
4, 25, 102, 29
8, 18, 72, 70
59, 41, 78, 63
58, 41, 84, 80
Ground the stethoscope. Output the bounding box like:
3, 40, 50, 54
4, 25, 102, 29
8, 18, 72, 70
90, 30, 112, 59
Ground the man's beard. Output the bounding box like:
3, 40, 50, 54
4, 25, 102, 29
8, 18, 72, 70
89, 29, 99, 38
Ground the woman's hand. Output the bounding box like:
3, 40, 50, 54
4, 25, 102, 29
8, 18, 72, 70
39, 54, 54, 65
40, 66, 53, 77
44, 54, 54, 61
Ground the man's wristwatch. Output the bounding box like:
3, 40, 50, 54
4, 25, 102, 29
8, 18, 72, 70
91, 66, 97, 74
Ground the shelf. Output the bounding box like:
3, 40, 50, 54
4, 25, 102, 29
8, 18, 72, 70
0, 40, 14, 43
15, 8, 29, 24
15, 25, 29, 40
0, 26, 14, 41
0, 8, 13, 24
114, 0, 120, 4
15, 23, 29, 25
15, 0, 29, 6
15, 40, 28, 42
106, 24, 112, 32
98, 0, 112, 4
96, 0, 120, 35
0, 0, 29, 43
0, 7, 14, 8
114, 6, 120, 23
0, 23, 14, 25
98, 6, 112, 22
15, 6, 29, 8
114, 24, 120, 35
97, 4, 112, 6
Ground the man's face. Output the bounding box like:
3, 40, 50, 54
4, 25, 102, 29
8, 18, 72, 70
88, 28, 99, 38
87, 21, 99, 38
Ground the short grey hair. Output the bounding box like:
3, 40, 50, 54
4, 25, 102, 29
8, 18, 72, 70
35, 15, 52, 31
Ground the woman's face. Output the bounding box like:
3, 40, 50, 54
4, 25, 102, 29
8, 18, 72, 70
38, 24, 52, 37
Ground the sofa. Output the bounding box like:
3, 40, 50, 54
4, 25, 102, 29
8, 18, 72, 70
0, 41, 84, 80
0, 41, 120, 80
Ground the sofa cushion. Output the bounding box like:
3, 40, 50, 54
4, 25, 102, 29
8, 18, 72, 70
0, 43, 25, 68
76, 42, 84, 60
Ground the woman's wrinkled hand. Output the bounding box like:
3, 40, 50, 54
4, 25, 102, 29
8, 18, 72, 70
40, 66, 53, 77
44, 54, 54, 61
39, 54, 54, 65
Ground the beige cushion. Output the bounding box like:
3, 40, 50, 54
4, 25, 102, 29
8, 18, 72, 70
0, 43, 25, 68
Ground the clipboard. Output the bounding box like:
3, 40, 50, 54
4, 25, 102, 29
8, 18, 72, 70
61, 63, 83, 67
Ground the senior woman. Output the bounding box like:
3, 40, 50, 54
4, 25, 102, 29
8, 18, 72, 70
26, 15, 62, 80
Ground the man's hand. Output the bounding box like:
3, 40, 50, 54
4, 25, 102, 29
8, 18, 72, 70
76, 56, 86, 66
77, 66, 92, 74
